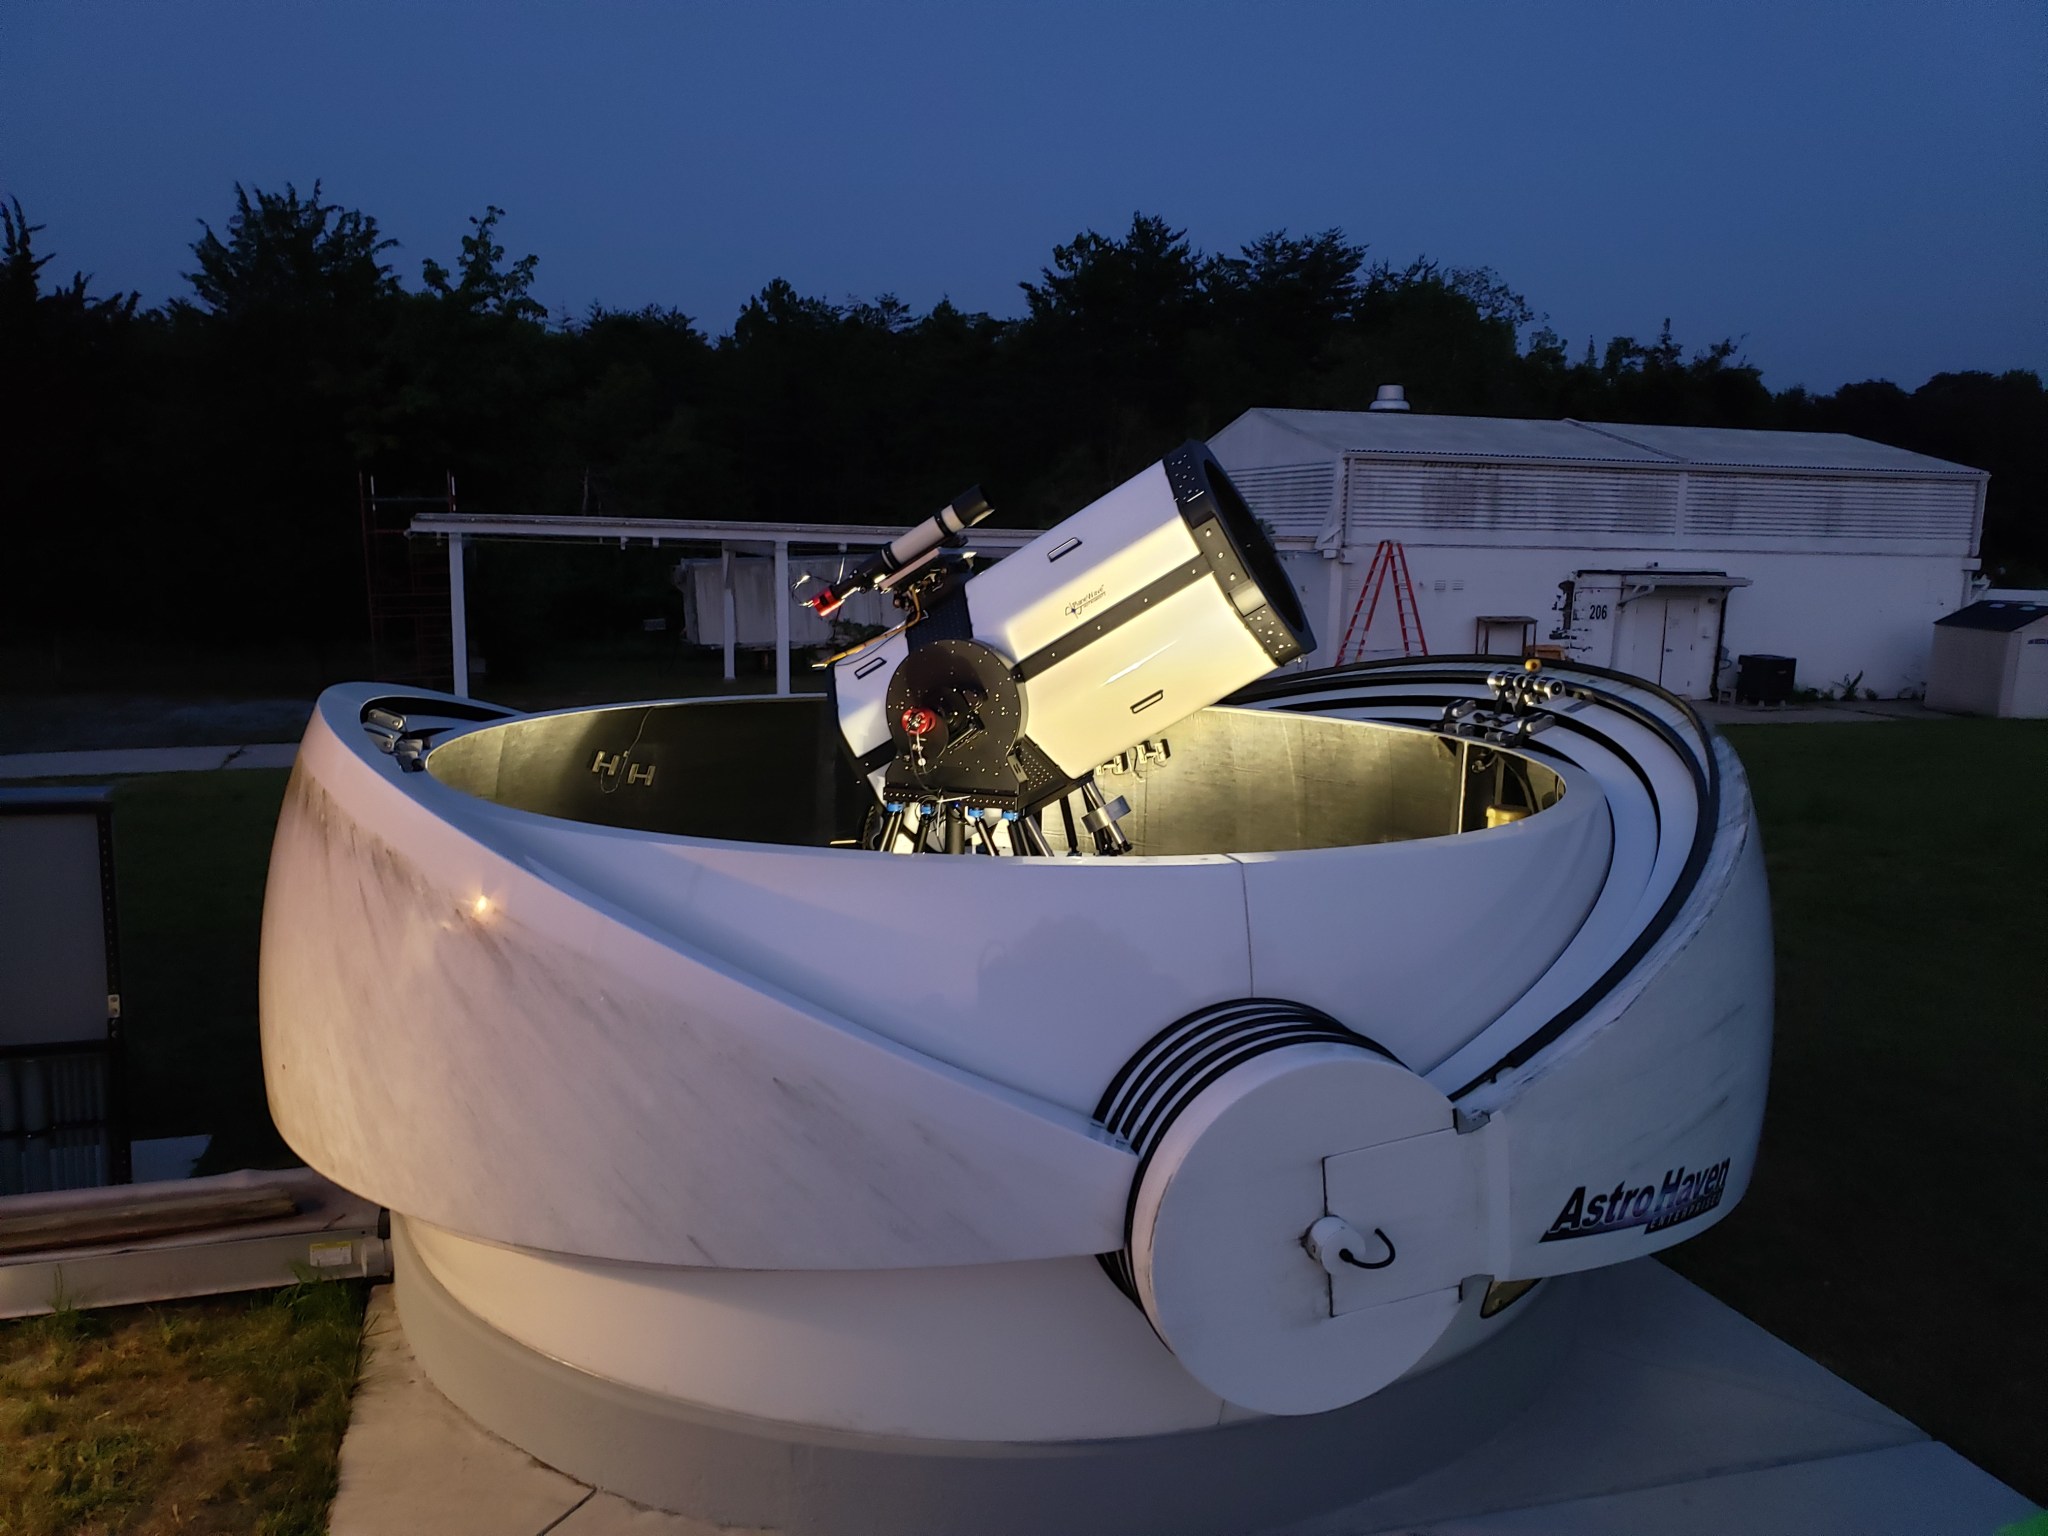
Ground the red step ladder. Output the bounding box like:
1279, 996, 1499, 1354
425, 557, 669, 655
1337, 541, 1429, 663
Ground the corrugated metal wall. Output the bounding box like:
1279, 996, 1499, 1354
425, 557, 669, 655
1346, 463, 1678, 539
1310, 459, 1979, 549
1682, 474, 1976, 542
1226, 462, 1336, 538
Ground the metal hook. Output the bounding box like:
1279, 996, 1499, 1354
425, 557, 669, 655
1337, 1228, 1396, 1271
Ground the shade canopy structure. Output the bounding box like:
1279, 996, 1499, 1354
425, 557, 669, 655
406, 512, 1043, 698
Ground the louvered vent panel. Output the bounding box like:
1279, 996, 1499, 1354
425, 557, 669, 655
1684, 475, 1976, 543
1347, 463, 1679, 537
1228, 462, 1337, 537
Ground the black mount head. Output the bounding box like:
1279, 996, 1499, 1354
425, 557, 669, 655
882, 638, 1025, 806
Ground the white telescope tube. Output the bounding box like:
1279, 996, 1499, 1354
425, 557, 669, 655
831, 442, 1316, 808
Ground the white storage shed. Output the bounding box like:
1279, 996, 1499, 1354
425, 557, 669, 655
1926, 599, 2048, 718
1209, 408, 1988, 699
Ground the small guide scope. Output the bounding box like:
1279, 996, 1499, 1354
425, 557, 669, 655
803, 489, 994, 619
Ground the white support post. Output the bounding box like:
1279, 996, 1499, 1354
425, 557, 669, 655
721, 547, 737, 684
448, 532, 470, 698
1323, 547, 1346, 672
773, 539, 791, 696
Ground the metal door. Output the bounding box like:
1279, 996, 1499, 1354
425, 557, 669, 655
1659, 593, 1721, 699
1612, 593, 1721, 698
1612, 597, 1667, 683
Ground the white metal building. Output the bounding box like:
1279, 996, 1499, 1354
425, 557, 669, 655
1210, 408, 1989, 699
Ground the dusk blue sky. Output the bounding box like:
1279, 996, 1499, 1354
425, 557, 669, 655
6, 2, 2042, 393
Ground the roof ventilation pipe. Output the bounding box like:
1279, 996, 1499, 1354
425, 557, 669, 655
1368, 384, 1411, 412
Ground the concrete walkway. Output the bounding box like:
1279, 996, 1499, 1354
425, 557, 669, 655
1697, 698, 1943, 727
331, 1289, 709, 1535
330, 1267, 2035, 1535
0, 742, 298, 779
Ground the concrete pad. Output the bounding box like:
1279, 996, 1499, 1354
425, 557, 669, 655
0, 742, 298, 779
1281, 1262, 1903, 1532
549, 1489, 774, 1535
1388, 1442, 2038, 1534
331, 1263, 2036, 1535
1285, 1262, 2030, 1533
1696, 699, 1938, 727
330, 1287, 589, 1536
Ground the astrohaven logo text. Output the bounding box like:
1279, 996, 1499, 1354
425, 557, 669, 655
1539, 1159, 1731, 1243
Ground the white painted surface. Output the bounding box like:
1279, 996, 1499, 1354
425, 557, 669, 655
1243, 670, 1705, 1093
1212, 409, 1986, 696
1378, 546, 1961, 697
448, 532, 470, 698
1926, 623, 2009, 713
827, 628, 909, 768
719, 548, 736, 680
771, 540, 791, 695
262, 691, 1137, 1270
1233, 789, 1611, 1073
1131, 1046, 1475, 1415
2021, 630, 2048, 716
1215, 662, 1771, 1289
963, 462, 1193, 662
833, 453, 1306, 783
1927, 609, 2048, 717
1001, 575, 1277, 776
333, 1262, 2036, 1534
506, 731, 1608, 1106
506, 823, 1257, 1113
1612, 590, 1720, 696
265, 651, 1774, 1436
1323, 1127, 1487, 1318
407, 1219, 1240, 1441
1489, 792, 1773, 1282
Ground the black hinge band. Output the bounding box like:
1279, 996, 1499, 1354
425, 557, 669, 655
1010, 559, 1212, 684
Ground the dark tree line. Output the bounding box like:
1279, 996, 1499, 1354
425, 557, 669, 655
3, 185, 2042, 656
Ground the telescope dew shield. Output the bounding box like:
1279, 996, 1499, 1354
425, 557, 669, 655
960, 442, 1313, 782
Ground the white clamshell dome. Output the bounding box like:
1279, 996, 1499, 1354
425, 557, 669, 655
259, 657, 1771, 1535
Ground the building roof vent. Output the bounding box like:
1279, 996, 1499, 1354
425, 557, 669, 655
1367, 384, 1410, 412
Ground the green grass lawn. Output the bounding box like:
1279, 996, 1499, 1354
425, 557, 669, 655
50, 716, 2048, 1504
0, 1279, 365, 1536
1663, 718, 2047, 1501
